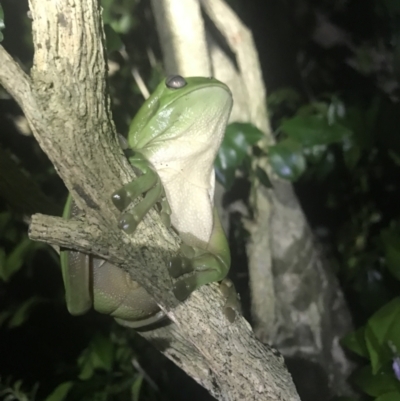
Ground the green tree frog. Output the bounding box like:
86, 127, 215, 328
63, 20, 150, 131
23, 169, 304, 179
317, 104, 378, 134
61, 75, 237, 328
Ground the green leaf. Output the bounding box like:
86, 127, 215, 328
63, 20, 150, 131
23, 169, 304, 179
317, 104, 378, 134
110, 14, 135, 35
44, 382, 74, 401
341, 326, 369, 358
353, 365, 400, 397
215, 150, 236, 189
255, 166, 273, 188
226, 123, 265, 147
8, 297, 45, 328
1, 237, 35, 282
268, 88, 301, 109
217, 122, 264, 171
0, 3, 4, 42
268, 139, 306, 181
365, 328, 390, 375
365, 298, 400, 373
215, 123, 264, 189
381, 229, 400, 281
297, 102, 329, 117
104, 24, 123, 53
375, 391, 400, 401
281, 115, 352, 147
78, 334, 114, 380
131, 375, 143, 401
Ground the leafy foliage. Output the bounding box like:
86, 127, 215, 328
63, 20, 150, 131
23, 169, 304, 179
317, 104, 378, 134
342, 298, 400, 399
268, 139, 306, 180
216, 122, 265, 189
246, 2, 400, 400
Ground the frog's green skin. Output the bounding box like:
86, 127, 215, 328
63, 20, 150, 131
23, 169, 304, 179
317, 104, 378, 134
61, 197, 164, 327
61, 75, 236, 328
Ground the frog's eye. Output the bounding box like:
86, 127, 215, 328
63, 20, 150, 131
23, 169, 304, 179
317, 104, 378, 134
165, 75, 187, 89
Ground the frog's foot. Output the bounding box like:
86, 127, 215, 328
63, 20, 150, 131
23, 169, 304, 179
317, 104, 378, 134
116, 183, 162, 234
219, 278, 241, 323
111, 153, 171, 234
168, 244, 229, 301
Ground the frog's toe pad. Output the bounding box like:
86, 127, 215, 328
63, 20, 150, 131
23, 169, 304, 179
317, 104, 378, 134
160, 211, 171, 228
118, 213, 139, 234
173, 275, 197, 301
224, 307, 237, 323
112, 189, 130, 211
168, 255, 194, 278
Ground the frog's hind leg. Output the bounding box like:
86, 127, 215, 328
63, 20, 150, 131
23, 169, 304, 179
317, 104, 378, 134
170, 250, 228, 301
169, 242, 240, 322
168, 208, 231, 301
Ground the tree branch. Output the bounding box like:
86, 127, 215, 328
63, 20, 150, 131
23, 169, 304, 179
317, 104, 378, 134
0, 0, 300, 399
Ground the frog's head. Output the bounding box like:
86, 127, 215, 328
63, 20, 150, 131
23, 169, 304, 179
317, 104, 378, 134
128, 75, 233, 150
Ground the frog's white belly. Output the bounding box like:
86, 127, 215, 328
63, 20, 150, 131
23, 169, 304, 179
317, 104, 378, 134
151, 148, 216, 245
142, 91, 231, 244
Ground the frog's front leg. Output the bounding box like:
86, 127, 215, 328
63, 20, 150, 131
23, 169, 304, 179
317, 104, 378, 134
112, 152, 171, 231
